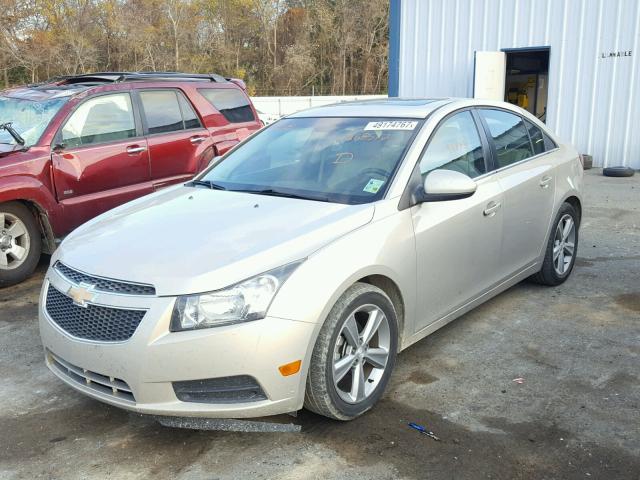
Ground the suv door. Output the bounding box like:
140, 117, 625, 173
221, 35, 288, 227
411, 110, 504, 332
478, 108, 557, 275
137, 89, 213, 189
52, 91, 151, 231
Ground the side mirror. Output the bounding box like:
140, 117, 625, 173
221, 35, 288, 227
419, 169, 477, 202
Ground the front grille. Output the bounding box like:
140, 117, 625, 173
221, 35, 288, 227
54, 262, 156, 296
48, 351, 135, 402
45, 285, 146, 342
173, 375, 267, 404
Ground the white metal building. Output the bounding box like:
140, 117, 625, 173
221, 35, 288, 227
389, 0, 639, 168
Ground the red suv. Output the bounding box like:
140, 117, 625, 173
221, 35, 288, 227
0, 72, 261, 286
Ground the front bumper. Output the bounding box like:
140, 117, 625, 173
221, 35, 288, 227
38, 267, 317, 418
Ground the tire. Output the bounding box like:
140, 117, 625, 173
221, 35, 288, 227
304, 282, 398, 420
530, 202, 579, 286
0, 202, 42, 287
603, 166, 635, 177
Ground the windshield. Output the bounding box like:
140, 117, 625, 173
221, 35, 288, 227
201, 117, 422, 204
0, 95, 69, 147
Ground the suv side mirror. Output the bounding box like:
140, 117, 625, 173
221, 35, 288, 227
418, 169, 477, 202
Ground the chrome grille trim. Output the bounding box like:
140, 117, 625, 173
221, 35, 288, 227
48, 350, 136, 403
54, 262, 156, 296
45, 284, 146, 342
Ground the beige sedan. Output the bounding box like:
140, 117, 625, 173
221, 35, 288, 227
39, 98, 583, 421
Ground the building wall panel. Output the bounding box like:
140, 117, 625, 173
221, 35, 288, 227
397, 0, 640, 168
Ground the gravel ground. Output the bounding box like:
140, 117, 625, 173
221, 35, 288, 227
1, 168, 638, 479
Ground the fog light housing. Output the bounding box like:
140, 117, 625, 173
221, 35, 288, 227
173, 375, 267, 404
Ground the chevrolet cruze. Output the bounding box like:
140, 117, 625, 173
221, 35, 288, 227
39, 99, 583, 421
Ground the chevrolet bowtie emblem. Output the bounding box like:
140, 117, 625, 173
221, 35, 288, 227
67, 282, 96, 308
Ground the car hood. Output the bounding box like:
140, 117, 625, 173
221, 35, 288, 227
55, 187, 375, 296
0, 144, 24, 158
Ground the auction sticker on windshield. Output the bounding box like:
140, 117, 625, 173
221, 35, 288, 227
364, 120, 418, 131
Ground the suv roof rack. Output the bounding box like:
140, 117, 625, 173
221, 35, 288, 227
54, 72, 228, 85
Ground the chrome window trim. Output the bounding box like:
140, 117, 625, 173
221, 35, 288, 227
472, 146, 560, 181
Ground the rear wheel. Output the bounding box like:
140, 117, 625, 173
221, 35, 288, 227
304, 283, 398, 420
531, 202, 579, 286
0, 202, 42, 287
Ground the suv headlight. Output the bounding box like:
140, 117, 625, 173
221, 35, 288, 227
170, 261, 303, 331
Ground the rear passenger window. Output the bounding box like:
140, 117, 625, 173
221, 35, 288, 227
178, 93, 201, 130
419, 111, 486, 179
61, 93, 136, 147
199, 88, 255, 123
524, 120, 545, 155
140, 90, 201, 134
480, 109, 534, 168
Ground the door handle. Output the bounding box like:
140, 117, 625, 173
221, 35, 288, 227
190, 136, 207, 144
483, 201, 501, 217
539, 175, 552, 188
126, 145, 147, 154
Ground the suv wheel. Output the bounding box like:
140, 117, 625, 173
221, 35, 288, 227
531, 202, 579, 286
0, 202, 42, 287
304, 283, 398, 420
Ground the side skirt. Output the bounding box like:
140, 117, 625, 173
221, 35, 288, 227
400, 263, 540, 351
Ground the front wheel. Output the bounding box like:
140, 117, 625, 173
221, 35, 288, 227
304, 283, 398, 420
0, 202, 42, 287
531, 202, 579, 286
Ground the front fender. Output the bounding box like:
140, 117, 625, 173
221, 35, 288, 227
267, 202, 417, 406
0, 175, 62, 240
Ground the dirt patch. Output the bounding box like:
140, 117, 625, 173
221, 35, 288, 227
296, 399, 640, 479
615, 293, 640, 313
406, 370, 438, 385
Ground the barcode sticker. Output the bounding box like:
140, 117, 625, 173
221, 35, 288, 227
364, 120, 418, 131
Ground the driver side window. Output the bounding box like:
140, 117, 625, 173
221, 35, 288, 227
419, 111, 486, 179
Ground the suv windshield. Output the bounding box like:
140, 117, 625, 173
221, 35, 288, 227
201, 117, 422, 204
0, 95, 69, 147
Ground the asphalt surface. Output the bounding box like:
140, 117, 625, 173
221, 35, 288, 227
1, 169, 639, 479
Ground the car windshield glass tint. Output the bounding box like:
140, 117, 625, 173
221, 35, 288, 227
0, 95, 69, 146
201, 117, 422, 204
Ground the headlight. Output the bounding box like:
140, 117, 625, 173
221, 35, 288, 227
170, 261, 303, 331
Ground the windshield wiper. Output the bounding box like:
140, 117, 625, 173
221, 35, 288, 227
188, 179, 227, 190
233, 188, 329, 202
0, 123, 25, 146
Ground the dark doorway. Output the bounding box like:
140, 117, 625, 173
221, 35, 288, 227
503, 48, 550, 122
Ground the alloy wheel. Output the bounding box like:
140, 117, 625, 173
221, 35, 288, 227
0, 212, 31, 270
332, 304, 391, 404
553, 213, 576, 276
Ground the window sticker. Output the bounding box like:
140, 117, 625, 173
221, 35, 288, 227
363, 178, 385, 194
364, 120, 418, 131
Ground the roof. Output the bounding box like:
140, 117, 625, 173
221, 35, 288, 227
1, 84, 91, 101
288, 98, 453, 119
55, 72, 228, 85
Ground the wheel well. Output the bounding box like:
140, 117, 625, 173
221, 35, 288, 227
565, 196, 582, 225
14, 200, 56, 254
357, 274, 405, 345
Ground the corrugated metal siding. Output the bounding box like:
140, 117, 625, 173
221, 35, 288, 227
397, 0, 640, 168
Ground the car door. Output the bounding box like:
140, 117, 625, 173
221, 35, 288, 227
411, 110, 504, 332
137, 89, 214, 189
52, 91, 152, 231
478, 108, 557, 276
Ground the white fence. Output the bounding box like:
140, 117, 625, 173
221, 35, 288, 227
251, 95, 387, 117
